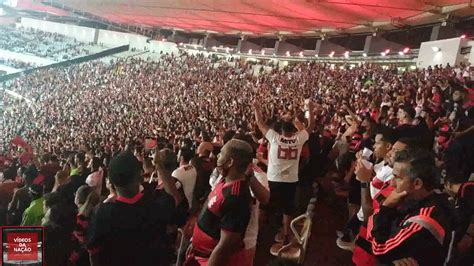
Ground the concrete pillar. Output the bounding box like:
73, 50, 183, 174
169, 30, 176, 42
315, 39, 322, 56
363, 35, 372, 54
203, 33, 210, 48
237, 35, 247, 53
430, 25, 440, 41
93, 27, 99, 44
274, 36, 285, 55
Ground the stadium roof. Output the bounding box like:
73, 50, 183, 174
17, 0, 474, 36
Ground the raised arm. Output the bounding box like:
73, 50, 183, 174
253, 101, 269, 136
306, 100, 316, 133
154, 150, 182, 207
293, 100, 316, 133
344, 104, 361, 126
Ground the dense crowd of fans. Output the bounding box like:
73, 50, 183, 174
1, 50, 473, 266
0, 26, 93, 61
0, 57, 37, 70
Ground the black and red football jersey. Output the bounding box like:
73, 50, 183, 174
192, 178, 251, 254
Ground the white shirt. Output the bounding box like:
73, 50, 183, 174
370, 162, 393, 198
209, 165, 269, 249
86, 169, 104, 195
172, 164, 197, 210
265, 129, 309, 183
356, 161, 393, 221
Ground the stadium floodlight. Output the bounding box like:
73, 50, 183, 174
432, 46, 440, 52
403, 47, 410, 54
384, 49, 390, 54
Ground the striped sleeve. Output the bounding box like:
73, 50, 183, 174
368, 206, 442, 262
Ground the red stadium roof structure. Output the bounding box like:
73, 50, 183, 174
15, 0, 474, 36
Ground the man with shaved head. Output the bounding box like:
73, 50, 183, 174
188, 139, 254, 266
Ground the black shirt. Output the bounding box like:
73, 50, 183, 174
394, 123, 423, 140
369, 193, 452, 266
57, 174, 86, 204
87, 190, 177, 266
454, 182, 474, 243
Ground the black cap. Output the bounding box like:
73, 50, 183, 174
108, 151, 142, 187
29, 184, 43, 196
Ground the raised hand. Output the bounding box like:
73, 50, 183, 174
382, 190, 408, 208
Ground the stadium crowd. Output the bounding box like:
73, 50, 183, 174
0, 26, 93, 61
1, 51, 474, 266
0, 57, 37, 70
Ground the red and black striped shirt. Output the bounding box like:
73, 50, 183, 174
192, 178, 251, 255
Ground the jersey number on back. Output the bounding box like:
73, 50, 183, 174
277, 146, 298, 160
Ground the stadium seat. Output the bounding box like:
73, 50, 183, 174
270, 198, 316, 264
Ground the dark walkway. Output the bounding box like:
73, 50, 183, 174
254, 193, 353, 266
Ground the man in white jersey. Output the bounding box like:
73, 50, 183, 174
337, 127, 396, 251
253, 100, 315, 244
172, 148, 197, 211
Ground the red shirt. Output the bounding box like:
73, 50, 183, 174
257, 143, 268, 159
192, 179, 251, 254
300, 143, 310, 162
